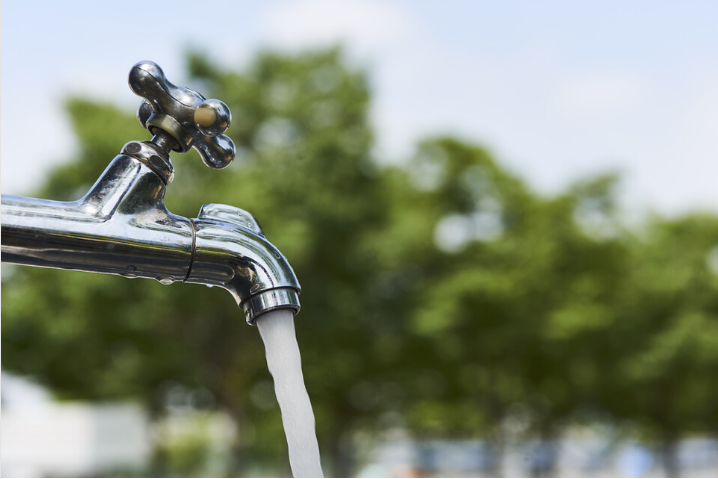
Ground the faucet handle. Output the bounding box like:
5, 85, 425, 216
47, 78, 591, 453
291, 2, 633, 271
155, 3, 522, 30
129, 61, 235, 169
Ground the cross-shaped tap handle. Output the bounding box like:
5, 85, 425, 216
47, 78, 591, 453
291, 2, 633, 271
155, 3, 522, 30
129, 61, 235, 169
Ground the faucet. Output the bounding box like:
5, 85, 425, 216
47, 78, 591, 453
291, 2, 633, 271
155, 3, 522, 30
1, 61, 300, 325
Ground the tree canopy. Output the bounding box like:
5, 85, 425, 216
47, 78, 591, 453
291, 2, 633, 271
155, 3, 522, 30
3, 47, 718, 477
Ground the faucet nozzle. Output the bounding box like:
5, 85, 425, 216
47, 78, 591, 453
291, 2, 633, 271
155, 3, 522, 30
186, 204, 302, 325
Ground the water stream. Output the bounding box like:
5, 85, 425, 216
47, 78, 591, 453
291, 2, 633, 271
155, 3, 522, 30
256, 309, 324, 478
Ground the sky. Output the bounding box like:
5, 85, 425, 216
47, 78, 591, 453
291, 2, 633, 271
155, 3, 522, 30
2, 0, 718, 215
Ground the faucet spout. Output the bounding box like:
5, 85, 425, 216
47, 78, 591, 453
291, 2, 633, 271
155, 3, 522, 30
186, 203, 301, 324
1, 147, 300, 325
1, 61, 300, 325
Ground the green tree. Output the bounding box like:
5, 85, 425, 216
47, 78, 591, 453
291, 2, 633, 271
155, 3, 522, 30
5, 46, 718, 478
594, 214, 718, 476
389, 138, 632, 476
3, 47, 395, 477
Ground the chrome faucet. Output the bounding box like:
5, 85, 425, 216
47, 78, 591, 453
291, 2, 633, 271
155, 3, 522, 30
1, 61, 300, 324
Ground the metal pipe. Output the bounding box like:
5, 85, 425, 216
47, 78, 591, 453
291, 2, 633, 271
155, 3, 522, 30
1, 61, 301, 324
1, 154, 193, 282
1, 149, 300, 325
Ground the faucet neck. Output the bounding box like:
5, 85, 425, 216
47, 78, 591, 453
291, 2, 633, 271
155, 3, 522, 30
150, 130, 179, 156
120, 140, 175, 185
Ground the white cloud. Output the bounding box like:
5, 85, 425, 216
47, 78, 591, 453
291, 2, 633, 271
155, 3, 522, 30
0, 100, 77, 196
648, 70, 718, 213
260, 0, 415, 53
557, 70, 649, 116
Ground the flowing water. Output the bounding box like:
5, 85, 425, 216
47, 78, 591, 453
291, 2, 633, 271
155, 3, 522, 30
256, 309, 324, 477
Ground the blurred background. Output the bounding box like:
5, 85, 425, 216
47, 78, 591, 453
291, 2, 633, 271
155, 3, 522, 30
3, 1, 718, 477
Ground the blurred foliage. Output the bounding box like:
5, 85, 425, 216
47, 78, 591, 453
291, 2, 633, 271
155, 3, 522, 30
153, 410, 237, 478
3, 47, 718, 477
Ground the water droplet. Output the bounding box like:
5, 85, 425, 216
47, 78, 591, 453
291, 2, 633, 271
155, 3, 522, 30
206, 284, 214, 288
157, 277, 174, 285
